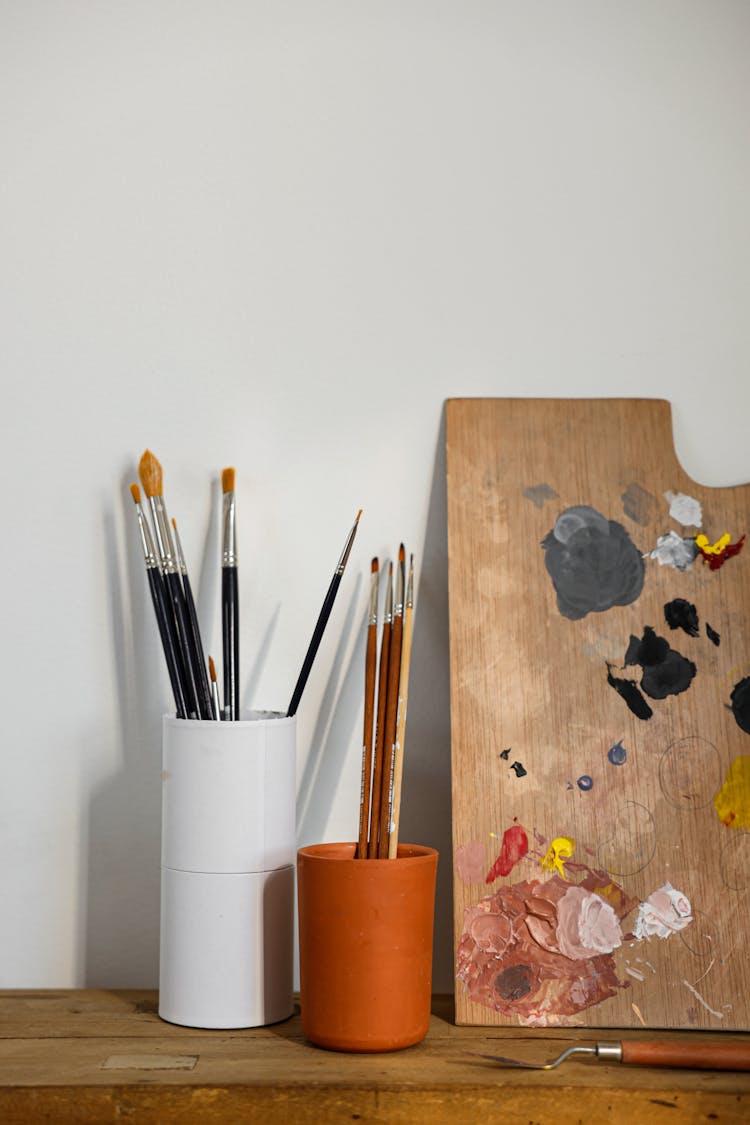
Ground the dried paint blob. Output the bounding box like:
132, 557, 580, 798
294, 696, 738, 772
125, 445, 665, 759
606, 666, 653, 720
510, 761, 528, 778
658, 736, 722, 812
706, 622, 720, 646
621, 482, 657, 527
456, 873, 633, 1023
665, 491, 702, 528
632, 882, 693, 940
523, 483, 559, 509
485, 825, 529, 883
713, 755, 750, 829
729, 677, 750, 736
664, 598, 699, 638
607, 740, 627, 765
648, 530, 699, 571
498, 747, 511, 760
577, 775, 593, 791
696, 532, 746, 570
540, 836, 576, 878
542, 506, 644, 621
624, 626, 696, 702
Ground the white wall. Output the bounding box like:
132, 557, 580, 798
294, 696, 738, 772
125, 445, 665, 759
1, 1, 749, 993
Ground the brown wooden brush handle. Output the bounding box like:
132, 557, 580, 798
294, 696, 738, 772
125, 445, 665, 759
621, 1041, 750, 1070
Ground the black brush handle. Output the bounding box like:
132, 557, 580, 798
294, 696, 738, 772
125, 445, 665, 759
164, 570, 201, 718
287, 574, 341, 717
222, 566, 240, 720
182, 572, 214, 719
147, 568, 188, 719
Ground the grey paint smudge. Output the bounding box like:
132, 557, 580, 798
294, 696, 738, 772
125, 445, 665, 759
648, 531, 699, 571
523, 483, 559, 509
621, 482, 657, 527
542, 506, 644, 621
665, 490, 703, 528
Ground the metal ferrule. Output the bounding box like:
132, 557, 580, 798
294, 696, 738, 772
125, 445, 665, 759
406, 556, 414, 610
368, 569, 379, 626
394, 557, 405, 617
595, 1043, 623, 1063
148, 496, 179, 575
384, 570, 393, 625
335, 518, 359, 576
222, 491, 237, 567
135, 504, 159, 570
171, 521, 188, 576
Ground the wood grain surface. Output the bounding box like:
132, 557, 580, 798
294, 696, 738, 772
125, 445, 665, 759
1, 990, 749, 1124
446, 399, 750, 1029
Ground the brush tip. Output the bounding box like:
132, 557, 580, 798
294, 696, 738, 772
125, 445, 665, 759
371, 557, 379, 572
129, 482, 141, 504
208, 655, 217, 681
222, 467, 235, 493
399, 543, 405, 562
356, 508, 362, 521
388, 561, 393, 575
171, 517, 177, 530
138, 449, 163, 497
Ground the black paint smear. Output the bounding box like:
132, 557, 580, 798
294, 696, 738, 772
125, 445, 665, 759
510, 761, 527, 777
623, 626, 696, 701
730, 676, 750, 735
664, 598, 700, 638
606, 665, 653, 720
499, 747, 511, 760
496, 964, 533, 1001
706, 623, 721, 646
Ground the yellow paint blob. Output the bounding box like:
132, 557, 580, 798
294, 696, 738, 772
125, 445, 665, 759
695, 532, 731, 556
541, 836, 576, 879
714, 756, 750, 829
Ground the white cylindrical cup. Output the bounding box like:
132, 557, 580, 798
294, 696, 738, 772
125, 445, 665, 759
159, 711, 296, 1029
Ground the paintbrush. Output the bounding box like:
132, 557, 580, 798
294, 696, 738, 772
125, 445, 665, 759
221, 467, 240, 721
388, 553, 414, 858
377, 545, 405, 857
172, 517, 214, 720
208, 655, 222, 721
356, 558, 379, 859
138, 450, 201, 718
129, 483, 188, 719
367, 562, 392, 858
286, 509, 362, 718
469, 1041, 750, 1071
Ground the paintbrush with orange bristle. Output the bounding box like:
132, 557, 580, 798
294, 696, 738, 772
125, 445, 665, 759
129, 483, 188, 718
138, 449, 201, 719
208, 655, 222, 722
377, 545, 405, 857
286, 509, 362, 718
367, 561, 392, 858
356, 557, 379, 859
221, 467, 240, 720
172, 516, 214, 720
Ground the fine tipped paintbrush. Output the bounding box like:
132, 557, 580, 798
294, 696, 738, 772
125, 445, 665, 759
172, 517, 213, 720
286, 509, 362, 718
221, 467, 240, 721
356, 558, 379, 859
388, 553, 414, 858
138, 450, 201, 719
129, 483, 188, 719
367, 562, 392, 858
208, 655, 222, 722
377, 545, 405, 857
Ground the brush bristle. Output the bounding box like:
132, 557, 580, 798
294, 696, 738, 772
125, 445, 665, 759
129, 482, 141, 504
371, 557, 379, 572
171, 517, 177, 530
398, 543, 405, 562
208, 655, 217, 681
222, 467, 235, 493
138, 450, 163, 497
356, 508, 363, 521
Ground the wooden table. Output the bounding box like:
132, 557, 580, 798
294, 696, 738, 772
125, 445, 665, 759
1, 991, 748, 1123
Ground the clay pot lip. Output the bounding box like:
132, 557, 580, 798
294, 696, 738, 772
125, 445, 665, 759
298, 841, 437, 865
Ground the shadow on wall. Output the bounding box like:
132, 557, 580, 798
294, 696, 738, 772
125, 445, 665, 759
82, 471, 164, 987
398, 409, 454, 995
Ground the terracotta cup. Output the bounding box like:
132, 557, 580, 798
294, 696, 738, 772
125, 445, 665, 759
297, 842, 438, 1052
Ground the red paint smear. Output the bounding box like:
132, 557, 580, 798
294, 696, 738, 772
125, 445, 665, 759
699, 535, 745, 570
486, 825, 529, 882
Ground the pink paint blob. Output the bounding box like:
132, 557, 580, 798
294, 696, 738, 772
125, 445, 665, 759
486, 825, 529, 883
455, 839, 487, 884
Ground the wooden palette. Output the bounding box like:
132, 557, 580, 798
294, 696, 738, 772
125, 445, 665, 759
445, 399, 750, 1029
